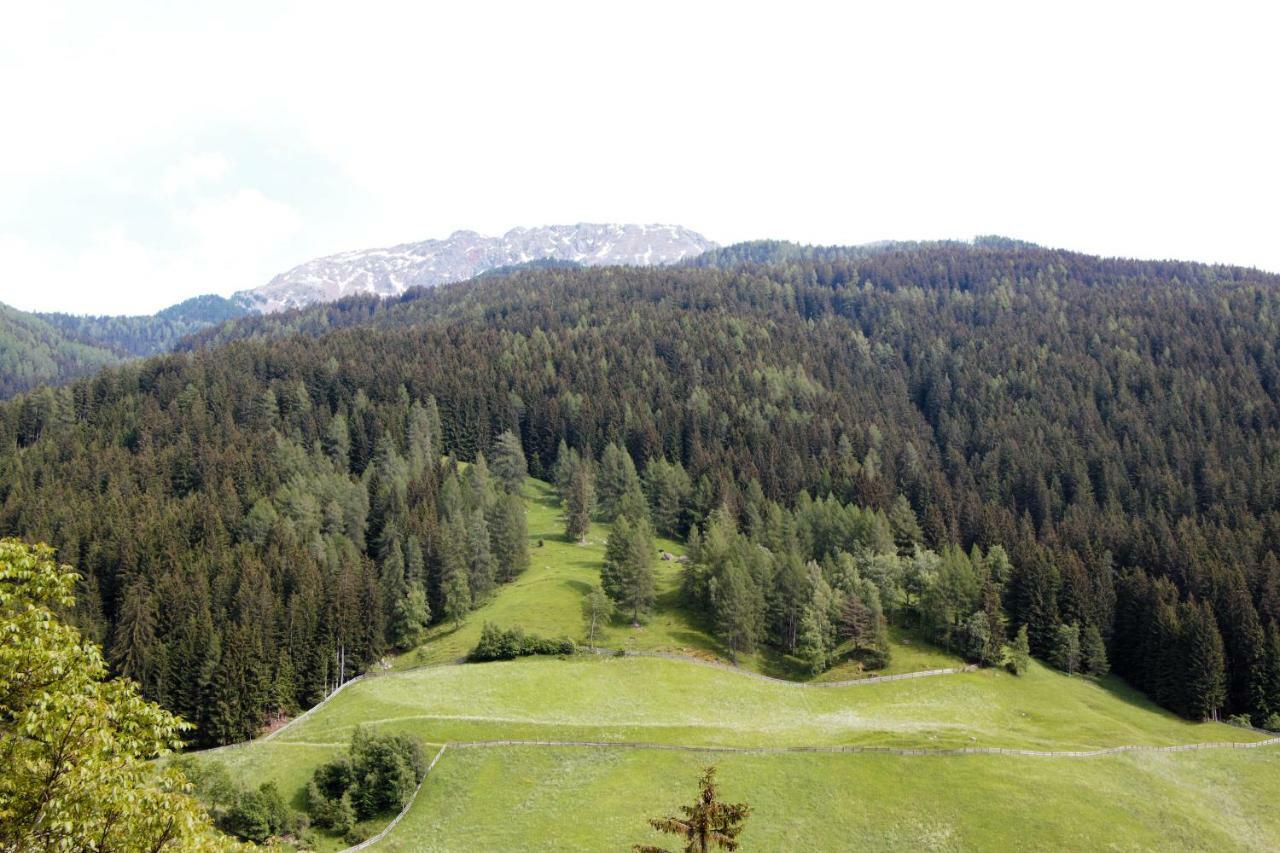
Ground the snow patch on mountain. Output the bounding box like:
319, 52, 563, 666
235, 223, 716, 312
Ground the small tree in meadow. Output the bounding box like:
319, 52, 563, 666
634, 766, 751, 853
582, 585, 615, 650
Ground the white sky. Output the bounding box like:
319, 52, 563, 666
1, 0, 1277, 315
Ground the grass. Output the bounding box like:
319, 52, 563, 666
278, 656, 1263, 753
383, 745, 1280, 852
190, 476, 1280, 850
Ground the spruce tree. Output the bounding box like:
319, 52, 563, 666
1184, 601, 1227, 720
602, 515, 656, 623
635, 766, 750, 853
465, 508, 496, 601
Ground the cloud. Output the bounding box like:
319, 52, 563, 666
0, 188, 302, 315
161, 153, 231, 196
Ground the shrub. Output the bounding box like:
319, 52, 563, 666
225, 782, 294, 843
306, 729, 426, 827
471, 623, 575, 661
1262, 713, 1280, 732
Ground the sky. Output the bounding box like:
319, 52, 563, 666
1, 1, 1277, 315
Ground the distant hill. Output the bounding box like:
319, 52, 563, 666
233, 223, 716, 312
0, 295, 250, 398
0, 302, 122, 398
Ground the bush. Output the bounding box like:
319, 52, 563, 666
471, 622, 574, 661
306, 729, 427, 827
1262, 713, 1280, 732
225, 782, 295, 843
1225, 713, 1254, 729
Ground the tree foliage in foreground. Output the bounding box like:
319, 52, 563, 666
634, 765, 751, 853
0, 539, 239, 851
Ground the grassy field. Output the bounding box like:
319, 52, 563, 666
390, 745, 1280, 852
192, 477, 1280, 851
278, 656, 1261, 753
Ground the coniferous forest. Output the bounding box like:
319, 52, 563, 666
4, 242, 1280, 745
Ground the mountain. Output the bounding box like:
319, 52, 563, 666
233, 223, 716, 312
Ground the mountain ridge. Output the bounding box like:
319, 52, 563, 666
233, 222, 716, 312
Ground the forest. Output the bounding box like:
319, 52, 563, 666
0, 294, 245, 398
4, 241, 1280, 745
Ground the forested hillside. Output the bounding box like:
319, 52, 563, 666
4, 242, 1280, 744
0, 295, 248, 398
37, 294, 248, 358
0, 302, 122, 397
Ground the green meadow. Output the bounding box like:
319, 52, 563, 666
195, 478, 1280, 851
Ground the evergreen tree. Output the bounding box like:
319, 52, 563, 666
1184, 601, 1227, 720
389, 582, 430, 650
488, 492, 530, 582
1081, 622, 1110, 676
602, 515, 657, 623
597, 442, 641, 521
490, 430, 528, 495
634, 766, 750, 853
644, 457, 691, 538
712, 559, 764, 663
565, 462, 595, 543
1050, 623, 1081, 674
465, 507, 496, 601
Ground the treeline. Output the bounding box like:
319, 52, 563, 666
6, 242, 1280, 724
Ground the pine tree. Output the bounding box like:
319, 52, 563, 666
438, 514, 471, 625
465, 508, 496, 601
887, 495, 922, 557
489, 430, 528, 495
389, 582, 430, 649
110, 578, 159, 694
1081, 622, 1110, 675
1050, 623, 1081, 674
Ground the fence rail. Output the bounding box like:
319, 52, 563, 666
447, 735, 1280, 759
